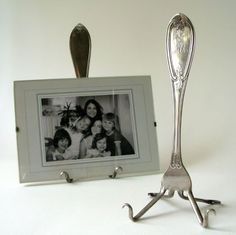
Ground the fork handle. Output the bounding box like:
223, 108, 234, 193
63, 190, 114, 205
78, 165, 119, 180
70, 23, 91, 78
170, 78, 187, 168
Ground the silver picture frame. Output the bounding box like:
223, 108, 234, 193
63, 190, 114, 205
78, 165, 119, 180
14, 76, 160, 183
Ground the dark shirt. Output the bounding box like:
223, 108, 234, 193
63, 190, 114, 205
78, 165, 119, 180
106, 130, 134, 156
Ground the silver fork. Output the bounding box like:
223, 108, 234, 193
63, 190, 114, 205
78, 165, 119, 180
123, 13, 221, 228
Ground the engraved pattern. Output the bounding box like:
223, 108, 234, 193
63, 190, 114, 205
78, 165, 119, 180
172, 65, 185, 89
175, 28, 186, 53
171, 154, 182, 169
172, 27, 187, 90
173, 78, 183, 90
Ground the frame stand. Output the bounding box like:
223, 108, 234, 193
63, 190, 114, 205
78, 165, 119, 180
60, 171, 73, 183
61, 24, 125, 183
123, 13, 221, 228
58, 23, 91, 184
109, 166, 123, 179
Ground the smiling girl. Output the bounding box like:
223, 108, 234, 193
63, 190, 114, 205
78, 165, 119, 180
86, 133, 111, 158
64, 114, 91, 159
46, 129, 72, 161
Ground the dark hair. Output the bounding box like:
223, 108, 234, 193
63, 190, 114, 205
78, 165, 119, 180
84, 99, 103, 120
82, 118, 103, 139
91, 133, 107, 149
53, 129, 71, 148
102, 112, 120, 132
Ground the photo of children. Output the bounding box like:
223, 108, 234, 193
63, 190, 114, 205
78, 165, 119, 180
40, 92, 137, 164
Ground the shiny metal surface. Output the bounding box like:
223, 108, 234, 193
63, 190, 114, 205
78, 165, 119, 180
167, 13, 194, 168
60, 171, 73, 183
123, 13, 221, 228
109, 166, 123, 179
70, 23, 91, 78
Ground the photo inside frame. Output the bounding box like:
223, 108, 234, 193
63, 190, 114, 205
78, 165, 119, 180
38, 90, 138, 166
15, 76, 159, 183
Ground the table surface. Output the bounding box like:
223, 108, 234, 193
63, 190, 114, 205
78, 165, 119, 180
0, 151, 235, 235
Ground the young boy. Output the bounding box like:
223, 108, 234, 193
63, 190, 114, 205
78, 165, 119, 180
102, 113, 134, 156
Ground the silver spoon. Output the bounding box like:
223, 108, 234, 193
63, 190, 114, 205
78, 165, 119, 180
123, 13, 220, 228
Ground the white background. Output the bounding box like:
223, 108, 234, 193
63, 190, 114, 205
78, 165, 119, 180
0, 0, 236, 234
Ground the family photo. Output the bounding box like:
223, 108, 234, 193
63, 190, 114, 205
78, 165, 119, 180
39, 92, 137, 164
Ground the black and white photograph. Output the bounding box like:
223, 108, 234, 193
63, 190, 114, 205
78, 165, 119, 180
39, 91, 137, 165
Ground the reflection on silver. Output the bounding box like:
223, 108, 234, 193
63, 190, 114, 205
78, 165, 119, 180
123, 13, 221, 228
166, 13, 194, 90
70, 23, 91, 78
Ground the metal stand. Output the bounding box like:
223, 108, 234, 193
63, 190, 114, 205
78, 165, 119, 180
60, 171, 73, 183
123, 13, 221, 228
109, 166, 123, 179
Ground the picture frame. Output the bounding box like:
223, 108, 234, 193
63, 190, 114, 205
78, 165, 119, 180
14, 76, 160, 183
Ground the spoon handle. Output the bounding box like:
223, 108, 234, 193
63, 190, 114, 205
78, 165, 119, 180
166, 13, 195, 168
70, 23, 91, 78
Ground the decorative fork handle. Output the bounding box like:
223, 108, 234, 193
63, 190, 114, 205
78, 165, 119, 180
70, 23, 91, 78
170, 69, 187, 168
166, 14, 195, 169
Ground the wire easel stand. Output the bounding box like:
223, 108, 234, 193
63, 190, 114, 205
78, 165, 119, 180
123, 13, 221, 228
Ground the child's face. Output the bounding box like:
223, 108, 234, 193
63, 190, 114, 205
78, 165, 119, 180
58, 138, 69, 152
69, 112, 80, 127
69, 111, 79, 122
86, 103, 97, 118
91, 120, 102, 135
96, 137, 107, 152
102, 119, 114, 133
75, 117, 91, 132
